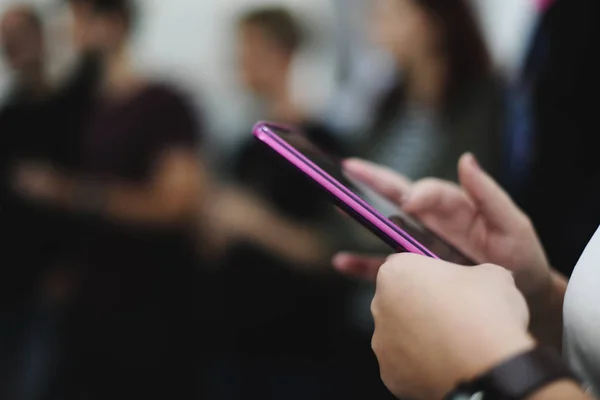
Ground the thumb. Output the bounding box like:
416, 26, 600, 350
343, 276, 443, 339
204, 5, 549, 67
458, 153, 524, 231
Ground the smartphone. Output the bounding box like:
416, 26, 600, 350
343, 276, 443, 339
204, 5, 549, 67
252, 121, 474, 265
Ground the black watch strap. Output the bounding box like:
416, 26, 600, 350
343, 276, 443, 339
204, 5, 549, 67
446, 347, 581, 400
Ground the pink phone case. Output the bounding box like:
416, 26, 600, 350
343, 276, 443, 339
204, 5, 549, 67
252, 121, 440, 258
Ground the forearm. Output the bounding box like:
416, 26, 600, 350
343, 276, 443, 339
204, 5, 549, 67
102, 183, 193, 224
245, 210, 330, 266
64, 180, 198, 226
529, 381, 591, 400
528, 271, 568, 351
211, 187, 330, 266
67, 155, 204, 226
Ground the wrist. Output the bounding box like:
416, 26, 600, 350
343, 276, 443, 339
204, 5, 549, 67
441, 332, 535, 399
527, 271, 567, 349
522, 270, 556, 314
528, 380, 587, 400
446, 346, 581, 400
526, 271, 561, 315
462, 332, 536, 384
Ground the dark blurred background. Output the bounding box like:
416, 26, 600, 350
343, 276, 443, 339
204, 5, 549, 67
0, 0, 598, 399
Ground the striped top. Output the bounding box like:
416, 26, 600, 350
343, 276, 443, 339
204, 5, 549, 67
368, 103, 446, 180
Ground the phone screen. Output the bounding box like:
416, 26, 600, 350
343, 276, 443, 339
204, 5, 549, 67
266, 125, 474, 265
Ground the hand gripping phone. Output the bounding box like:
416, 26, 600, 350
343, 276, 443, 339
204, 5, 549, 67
252, 122, 473, 265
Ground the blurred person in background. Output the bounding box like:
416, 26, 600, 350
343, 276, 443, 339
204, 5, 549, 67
13, 0, 207, 398
0, 6, 55, 396
0, 5, 97, 399
321, 1, 507, 391
231, 6, 347, 232
503, 0, 600, 276
360, 0, 505, 181
209, 7, 352, 261
204, 6, 392, 399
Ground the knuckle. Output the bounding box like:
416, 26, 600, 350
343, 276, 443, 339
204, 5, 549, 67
370, 296, 379, 317
481, 263, 503, 273
479, 262, 498, 270
376, 258, 396, 281
411, 178, 440, 195
415, 177, 454, 192
418, 177, 443, 187
376, 253, 424, 290
371, 333, 380, 356
516, 213, 535, 235
378, 254, 410, 279
383, 253, 403, 266
386, 252, 417, 264
381, 165, 404, 179
409, 178, 460, 208
480, 263, 514, 281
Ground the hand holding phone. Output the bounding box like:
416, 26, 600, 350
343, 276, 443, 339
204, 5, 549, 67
334, 156, 551, 303
252, 122, 473, 265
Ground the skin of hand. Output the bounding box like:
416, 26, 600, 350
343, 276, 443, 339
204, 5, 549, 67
13, 162, 71, 204
13, 148, 203, 225
333, 153, 553, 308
372, 253, 534, 400
203, 185, 330, 266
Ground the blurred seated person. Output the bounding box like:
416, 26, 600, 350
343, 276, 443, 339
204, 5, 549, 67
360, 0, 505, 182
13, 0, 207, 398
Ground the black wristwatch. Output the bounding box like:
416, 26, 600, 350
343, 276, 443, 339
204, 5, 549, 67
445, 347, 581, 400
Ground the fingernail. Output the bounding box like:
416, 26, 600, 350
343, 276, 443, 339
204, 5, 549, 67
343, 158, 365, 172
342, 159, 355, 167
468, 153, 480, 171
